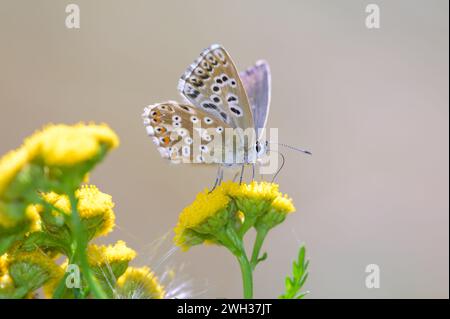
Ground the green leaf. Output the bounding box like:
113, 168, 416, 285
278, 244, 309, 299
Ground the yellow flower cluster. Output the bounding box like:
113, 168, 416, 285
174, 181, 295, 250
22, 123, 119, 166
226, 181, 281, 202
0, 254, 8, 277
6, 250, 64, 296
0, 123, 118, 197
0, 148, 29, 196
41, 185, 116, 237
0, 122, 172, 299
87, 240, 136, 267
176, 187, 230, 230
25, 205, 42, 233
116, 266, 166, 299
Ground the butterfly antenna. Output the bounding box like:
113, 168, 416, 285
269, 148, 286, 183
270, 142, 312, 155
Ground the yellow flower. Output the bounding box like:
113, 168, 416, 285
116, 266, 165, 299
1, 123, 118, 199
174, 181, 296, 250
0, 148, 30, 197
0, 254, 8, 276
87, 240, 136, 267
174, 187, 231, 250
25, 205, 42, 233
227, 181, 281, 201
0, 273, 13, 290
42, 266, 65, 299
23, 123, 119, 166
177, 188, 230, 229
271, 195, 296, 214
225, 181, 282, 221
8, 250, 64, 294
41, 185, 115, 238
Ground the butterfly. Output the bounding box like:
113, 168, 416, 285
142, 44, 271, 177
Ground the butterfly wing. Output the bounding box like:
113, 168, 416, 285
240, 60, 271, 137
142, 101, 233, 164
177, 44, 254, 132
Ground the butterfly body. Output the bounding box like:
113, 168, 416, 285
143, 44, 271, 167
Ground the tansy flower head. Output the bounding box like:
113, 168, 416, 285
271, 195, 296, 214
41, 185, 115, 238
174, 187, 232, 250
23, 123, 119, 167
228, 181, 281, 201
25, 204, 42, 233
227, 181, 282, 218
0, 254, 8, 276
116, 266, 165, 299
87, 240, 136, 267
174, 181, 296, 251
0, 148, 30, 197
7, 250, 63, 297
256, 194, 296, 230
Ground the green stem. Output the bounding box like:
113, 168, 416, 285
250, 227, 269, 269
221, 225, 254, 299
68, 192, 107, 299
236, 252, 253, 299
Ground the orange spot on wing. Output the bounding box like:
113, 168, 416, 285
162, 136, 170, 145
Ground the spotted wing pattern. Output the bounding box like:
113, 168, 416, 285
177, 44, 254, 132
142, 101, 233, 164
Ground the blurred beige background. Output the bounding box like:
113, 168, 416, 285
0, 0, 448, 298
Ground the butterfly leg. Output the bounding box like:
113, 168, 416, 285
239, 164, 245, 184
209, 165, 223, 193
251, 163, 256, 182
218, 165, 224, 184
